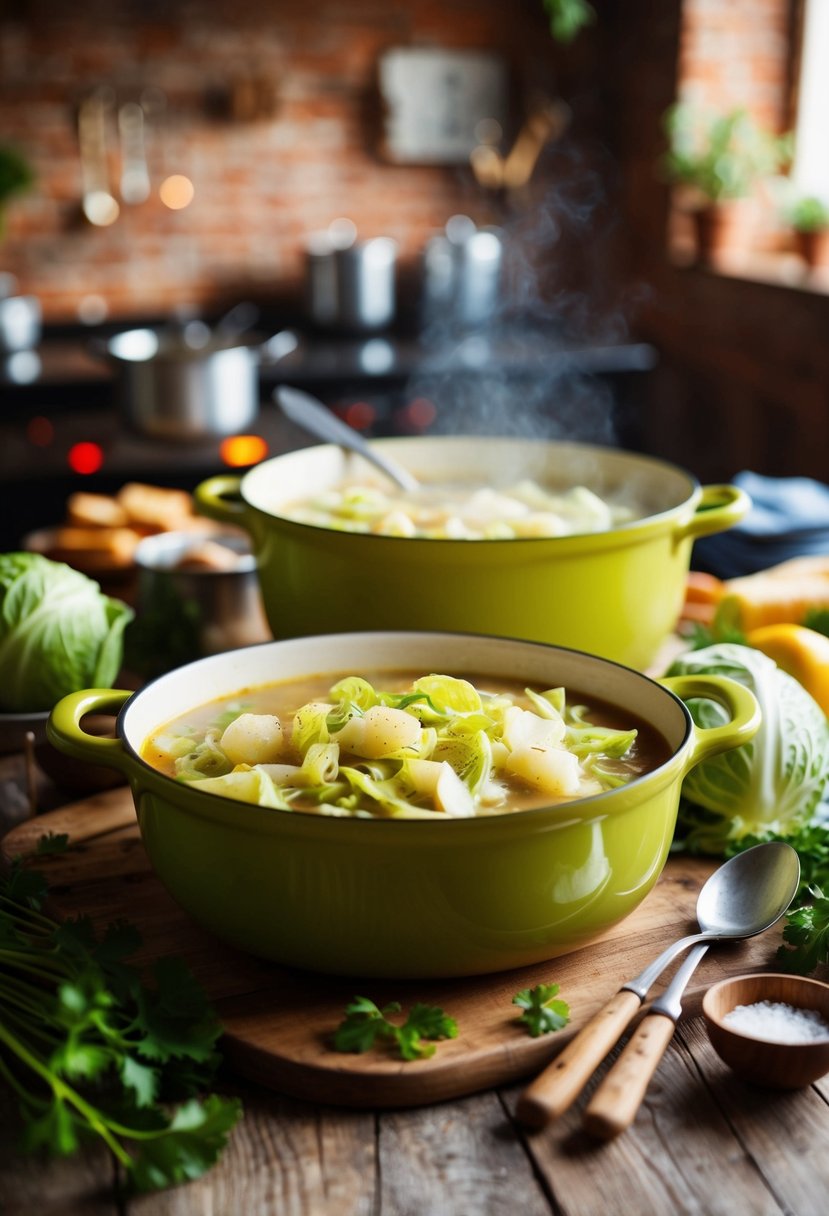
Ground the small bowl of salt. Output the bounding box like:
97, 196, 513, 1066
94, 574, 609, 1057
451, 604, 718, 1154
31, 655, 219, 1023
703, 973, 829, 1089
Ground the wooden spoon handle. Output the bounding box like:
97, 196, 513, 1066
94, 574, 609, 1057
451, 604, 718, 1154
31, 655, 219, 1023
581, 1012, 677, 1139
515, 988, 641, 1128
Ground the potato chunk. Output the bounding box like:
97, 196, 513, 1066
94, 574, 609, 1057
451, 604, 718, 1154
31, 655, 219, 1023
352, 705, 422, 759
505, 745, 581, 797
220, 713, 284, 766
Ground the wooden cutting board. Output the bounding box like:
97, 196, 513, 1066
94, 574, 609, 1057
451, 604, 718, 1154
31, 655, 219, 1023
1, 788, 789, 1109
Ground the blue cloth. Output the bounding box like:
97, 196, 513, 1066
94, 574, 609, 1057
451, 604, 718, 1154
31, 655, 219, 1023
693, 470, 829, 579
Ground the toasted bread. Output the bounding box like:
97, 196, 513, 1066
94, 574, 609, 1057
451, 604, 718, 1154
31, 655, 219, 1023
66, 491, 129, 530
116, 482, 193, 530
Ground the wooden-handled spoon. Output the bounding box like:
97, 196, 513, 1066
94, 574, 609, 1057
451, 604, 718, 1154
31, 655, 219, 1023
515, 842, 800, 1133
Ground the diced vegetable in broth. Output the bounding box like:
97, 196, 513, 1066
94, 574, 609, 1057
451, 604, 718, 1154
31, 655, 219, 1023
281, 479, 637, 540
142, 672, 671, 819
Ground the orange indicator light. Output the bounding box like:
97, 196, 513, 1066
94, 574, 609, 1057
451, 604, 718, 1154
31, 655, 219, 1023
219, 434, 269, 467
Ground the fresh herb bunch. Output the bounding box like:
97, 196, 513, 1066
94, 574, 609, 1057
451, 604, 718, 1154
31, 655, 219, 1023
333, 996, 457, 1061
512, 983, 570, 1037
0, 846, 241, 1192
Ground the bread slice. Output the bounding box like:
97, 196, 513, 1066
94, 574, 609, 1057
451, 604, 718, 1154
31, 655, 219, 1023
66, 491, 129, 529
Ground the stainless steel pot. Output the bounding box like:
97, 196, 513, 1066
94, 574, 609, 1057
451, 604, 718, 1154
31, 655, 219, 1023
99, 326, 298, 440
420, 216, 503, 328
0, 294, 42, 352
305, 224, 398, 332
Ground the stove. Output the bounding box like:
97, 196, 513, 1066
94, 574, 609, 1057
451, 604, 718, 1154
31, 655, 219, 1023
0, 317, 656, 550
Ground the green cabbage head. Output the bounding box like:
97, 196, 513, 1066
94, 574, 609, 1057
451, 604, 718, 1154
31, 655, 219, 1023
0, 553, 134, 712
667, 642, 829, 850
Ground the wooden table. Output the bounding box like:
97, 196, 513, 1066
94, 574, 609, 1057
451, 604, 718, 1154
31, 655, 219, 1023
2, 748, 828, 1216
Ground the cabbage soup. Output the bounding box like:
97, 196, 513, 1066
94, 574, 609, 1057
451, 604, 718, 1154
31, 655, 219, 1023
281, 479, 637, 540
143, 670, 671, 819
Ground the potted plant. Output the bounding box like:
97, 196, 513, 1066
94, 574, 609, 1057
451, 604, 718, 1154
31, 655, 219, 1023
0, 143, 34, 239
662, 105, 788, 262
786, 195, 829, 270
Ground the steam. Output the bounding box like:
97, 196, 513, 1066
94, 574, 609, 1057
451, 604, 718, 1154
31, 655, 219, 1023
408, 137, 652, 449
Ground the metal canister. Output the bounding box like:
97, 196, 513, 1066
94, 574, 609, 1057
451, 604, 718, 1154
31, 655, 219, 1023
131, 532, 271, 676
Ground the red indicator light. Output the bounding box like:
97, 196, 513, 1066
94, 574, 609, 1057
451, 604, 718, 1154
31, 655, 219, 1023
344, 401, 375, 430
27, 416, 54, 446
407, 397, 437, 429
219, 434, 269, 467
68, 441, 104, 475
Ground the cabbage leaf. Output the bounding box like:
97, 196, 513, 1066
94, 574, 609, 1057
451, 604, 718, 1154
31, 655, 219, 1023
667, 643, 829, 849
0, 553, 133, 712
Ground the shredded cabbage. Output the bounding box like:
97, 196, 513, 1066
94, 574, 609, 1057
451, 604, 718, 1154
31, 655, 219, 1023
166, 670, 643, 820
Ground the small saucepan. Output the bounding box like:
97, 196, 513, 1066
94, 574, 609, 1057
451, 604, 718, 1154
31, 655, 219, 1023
96, 326, 299, 440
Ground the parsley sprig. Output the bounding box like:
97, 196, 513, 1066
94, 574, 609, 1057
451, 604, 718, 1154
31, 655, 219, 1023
0, 851, 241, 1192
333, 996, 458, 1060
512, 983, 570, 1037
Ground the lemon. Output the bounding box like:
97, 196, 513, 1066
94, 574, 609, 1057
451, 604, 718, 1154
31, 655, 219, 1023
746, 624, 829, 716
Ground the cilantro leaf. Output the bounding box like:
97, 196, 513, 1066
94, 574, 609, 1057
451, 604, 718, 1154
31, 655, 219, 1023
513, 982, 571, 1037
333, 996, 457, 1060
36, 832, 69, 855
777, 885, 829, 974
128, 1095, 242, 1193
396, 1003, 458, 1061
803, 607, 829, 639
2, 858, 48, 907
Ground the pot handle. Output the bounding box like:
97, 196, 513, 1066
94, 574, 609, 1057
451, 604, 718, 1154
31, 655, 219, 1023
47, 690, 134, 775
194, 474, 247, 524
657, 674, 761, 771
673, 484, 751, 544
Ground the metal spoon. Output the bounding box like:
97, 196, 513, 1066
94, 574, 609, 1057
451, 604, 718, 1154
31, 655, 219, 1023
275, 385, 420, 493
516, 841, 801, 1132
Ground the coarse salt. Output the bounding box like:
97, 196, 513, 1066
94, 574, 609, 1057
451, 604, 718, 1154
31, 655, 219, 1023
722, 1000, 829, 1044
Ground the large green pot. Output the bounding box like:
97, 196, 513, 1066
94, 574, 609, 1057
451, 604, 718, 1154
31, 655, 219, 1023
47, 632, 759, 978
194, 437, 748, 670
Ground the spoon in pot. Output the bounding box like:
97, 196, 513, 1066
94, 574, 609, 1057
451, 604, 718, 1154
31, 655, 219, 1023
275, 385, 420, 493
515, 841, 801, 1132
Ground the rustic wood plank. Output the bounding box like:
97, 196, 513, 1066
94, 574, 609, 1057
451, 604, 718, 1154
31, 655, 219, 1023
504, 1021, 785, 1216
679, 1018, 829, 1216
0, 1085, 120, 1216
125, 1082, 376, 1216
377, 1091, 552, 1216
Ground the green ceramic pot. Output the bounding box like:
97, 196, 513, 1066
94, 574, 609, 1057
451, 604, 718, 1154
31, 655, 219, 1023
47, 632, 759, 978
194, 437, 749, 670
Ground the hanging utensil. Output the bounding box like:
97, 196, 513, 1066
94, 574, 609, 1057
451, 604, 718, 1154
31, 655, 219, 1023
515, 841, 801, 1133
118, 101, 151, 205
78, 91, 120, 227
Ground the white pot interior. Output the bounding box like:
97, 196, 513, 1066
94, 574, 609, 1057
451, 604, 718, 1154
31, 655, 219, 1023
242, 437, 697, 523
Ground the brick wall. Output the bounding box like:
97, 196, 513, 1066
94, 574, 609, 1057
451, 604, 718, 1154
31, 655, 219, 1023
0, 0, 559, 321
678, 0, 793, 129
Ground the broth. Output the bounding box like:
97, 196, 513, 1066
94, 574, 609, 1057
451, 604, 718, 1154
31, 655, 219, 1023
281, 480, 637, 540
142, 670, 671, 819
